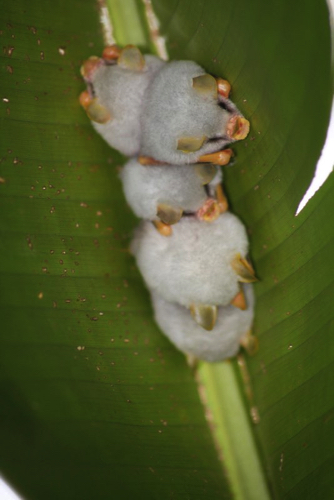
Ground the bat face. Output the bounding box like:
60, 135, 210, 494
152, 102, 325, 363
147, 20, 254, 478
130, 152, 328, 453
140, 61, 249, 164
80, 48, 165, 156
120, 159, 223, 223
151, 284, 255, 362
131, 213, 251, 309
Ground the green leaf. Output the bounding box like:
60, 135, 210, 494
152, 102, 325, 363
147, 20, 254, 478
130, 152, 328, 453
152, 0, 333, 498
0, 1, 231, 499
1, 0, 333, 499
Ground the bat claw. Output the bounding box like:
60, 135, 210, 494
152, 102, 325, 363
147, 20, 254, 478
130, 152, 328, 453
230, 288, 247, 310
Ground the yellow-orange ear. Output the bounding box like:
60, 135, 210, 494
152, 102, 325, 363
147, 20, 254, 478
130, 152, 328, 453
192, 74, 218, 99
118, 45, 145, 71
177, 135, 207, 153
190, 304, 218, 331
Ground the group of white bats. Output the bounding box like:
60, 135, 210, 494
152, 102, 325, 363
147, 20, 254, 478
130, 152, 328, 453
80, 44, 258, 363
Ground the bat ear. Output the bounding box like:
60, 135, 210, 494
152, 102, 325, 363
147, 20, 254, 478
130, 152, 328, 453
190, 304, 218, 331
176, 135, 207, 153
118, 45, 146, 71
86, 98, 112, 124
194, 164, 217, 185
156, 204, 183, 225
192, 74, 218, 99
231, 254, 258, 283
79, 92, 112, 124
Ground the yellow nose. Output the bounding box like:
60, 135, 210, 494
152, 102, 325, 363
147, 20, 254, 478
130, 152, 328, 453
226, 116, 250, 141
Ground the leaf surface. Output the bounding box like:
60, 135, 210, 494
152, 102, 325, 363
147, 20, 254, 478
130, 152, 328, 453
151, 0, 333, 498
0, 1, 232, 499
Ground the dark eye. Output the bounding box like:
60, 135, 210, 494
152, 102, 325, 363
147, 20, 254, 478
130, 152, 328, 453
207, 136, 224, 142
219, 100, 234, 113
207, 135, 230, 143
87, 82, 96, 97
